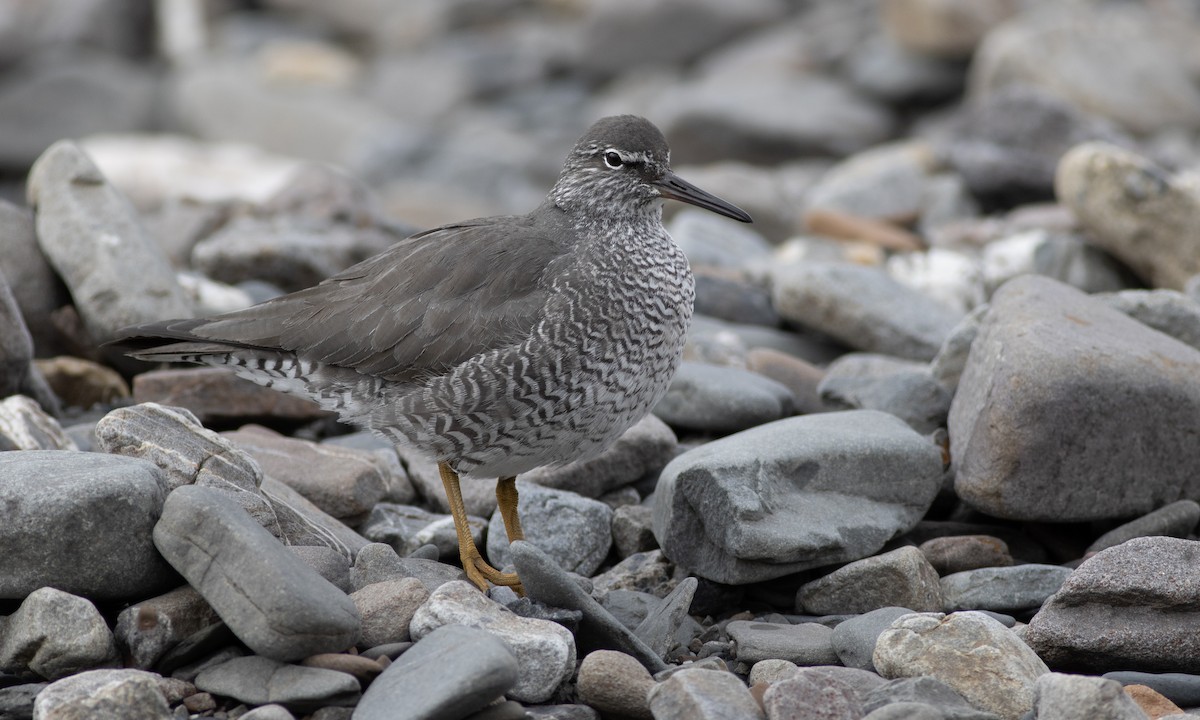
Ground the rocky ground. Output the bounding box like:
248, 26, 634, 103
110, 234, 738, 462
3, 0, 1200, 719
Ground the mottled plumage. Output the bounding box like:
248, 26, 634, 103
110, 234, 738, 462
115, 115, 751, 590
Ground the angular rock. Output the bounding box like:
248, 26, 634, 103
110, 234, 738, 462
726, 621, 839, 665
920, 535, 1013, 575
348, 542, 465, 593
1025, 537, 1200, 673
950, 275, 1200, 520
1057, 143, 1200, 291
0, 587, 118, 680
487, 482, 613, 577
798, 547, 943, 615
647, 667, 766, 720
653, 361, 794, 433
26, 141, 191, 345
194, 656, 359, 712
576, 650, 654, 720
410, 580, 575, 703
0, 395, 73, 451
153, 485, 360, 660
763, 671, 863, 720
521, 415, 677, 499
634, 577, 697, 660
1032, 673, 1149, 720
940, 565, 1072, 613
862, 675, 1001, 720
349, 578, 429, 648
114, 586, 221, 670
354, 625, 518, 720
832, 607, 917, 672
0, 450, 175, 600
772, 262, 962, 361
655, 411, 943, 584
360, 503, 486, 562
612, 505, 659, 558
818, 353, 952, 433
874, 612, 1049, 720
591, 550, 677, 599
31, 669, 170, 720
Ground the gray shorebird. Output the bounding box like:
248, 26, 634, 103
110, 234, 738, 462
114, 115, 752, 592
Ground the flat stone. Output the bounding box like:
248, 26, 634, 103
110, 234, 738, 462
772, 262, 962, 361
726, 620, 839, 665
1032, 673, 1148, 720
153, 485, 361, 660
1057, 143, 1200, 290
132, 367, 331, 425
667, 208, 775, 270
194, 656, 359, 712
762, 670, 863, 719
0, 395, 73, 451
0, 587, 118, 680
1087, 500, 1200, 555
576, 650, 654, 720
862, 675, 1001, 720
410, 580, 575, 703
874, 612, 1049, 720
940, 565, 1072, 613
31, 669, 169, 720
114, 585, 221, 670
655, 411, 943, 584
522, 414, 676, 499
349, 578, 429, 648
0, 450, 176, 600
26, 141, 191, 346
818, 353, 952, 434
1103, 672, 1200, 708
832, 607, 917, 672
647, 667, 766, 720
486, 481, 613, 577
920, 536, 1013, 575
224, 425, 387, 520
949, 275, 1200, 520
1026, 537, 1200, 673
653, 361, 794, 434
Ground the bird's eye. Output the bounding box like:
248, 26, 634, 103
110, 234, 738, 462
603, 151, 624, 169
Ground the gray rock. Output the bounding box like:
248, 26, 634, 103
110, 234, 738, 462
114, 586, 220, 670
194, 656, 359, 712
289, 545, 353, 593
818, 353, 952, 433
884, 0, 1015, 58
598, 590, 658, 632
693, 271, 780, 328
949, 275, 1200, 520
744, 347, 827, 415
410, 580, 575, 704
654, 411, 943, 584
1102, 672, 1200, 708
920, 536, 1013, 575
0, 271, 58, 415
940, 565, 1072, 613
241, 705, 297, 720
486, 481, 612, 577
849, 34, 966, 105
576, 650, 655, 720
929, 299, 986, 392
360, 503, 486, 562
690, 313, 845, 366
349, 578, 429, 649
647, 667, 765, 720
26, 141, 191, 345
0, 681, 45, 720
153, 485, 361, 661
0, 450, 175, 600
634, 578, 697, 660
798, 547, 943, 615
0, 395, 73, 451
394, 447, 498, 519
259, 476, 370, 558
874, 612, 1049, 720
970, 3, 1200, 135
591, 550, 677, 598
1032, 673, 1149, 720
1088, 500, 1200, 555
805, 140, 936, 222
1099, 290, 1200, 352
508, 541, 667, 675
525, 706, 600, 720
772, 262, 962, 361
726, 620, 839, 665
522, 414, 676, 499
1026, 537, 1200, 673
832, 607, 917, 672
748, 658, 799, 685
1057, 143, 1200, 291
0, 198, 68, 357
348, 542, 466, 593
354, 625, 518, 720
31, 669, 169, 720
667, 209, 774, 271
863, 703, 947, 720
653, 361, 794, 433
762, 671, 863, 719
612, 505, 659, 558
863, 676, 1001, 720
0, 587, 117, 680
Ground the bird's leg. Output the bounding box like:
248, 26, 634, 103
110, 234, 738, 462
437, 461, 524, 592
495, 476, 525, 542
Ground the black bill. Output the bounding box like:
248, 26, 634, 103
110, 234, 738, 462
654, 172, 753, 223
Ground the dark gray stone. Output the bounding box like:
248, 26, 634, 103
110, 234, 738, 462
0, 450, 176, 600
653, 361, 794, 433
654, 411, 943, 584
194, 656, 359, 713
772, 262, 962, 361
0, 588, 118, 680
522, 414, 676, 499
153, 485, 361, 661
832, 607, 917, 672
1087, 500, 1200, 555
819, 353, 952, 434
114, 586, 220, 670
0, 682, 45, 720
726, 620, 839, 665
940, 564, 1072, 613
1026, 537, 1200, 673
1102, 671, 1200, 708
949, 275, 1200, 521
486, 481, 613, 577
597, 590, 658, 632
693, 272, 779, 328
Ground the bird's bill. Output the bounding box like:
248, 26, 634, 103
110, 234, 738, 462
654, 172, 753, 223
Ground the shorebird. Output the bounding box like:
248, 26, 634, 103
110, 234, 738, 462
115, 115, 752, 592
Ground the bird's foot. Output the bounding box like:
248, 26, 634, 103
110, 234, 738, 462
460, 546, 525, 596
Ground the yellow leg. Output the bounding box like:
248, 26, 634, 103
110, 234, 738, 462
496, 476, 525, 542
438, 461, 523, 591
